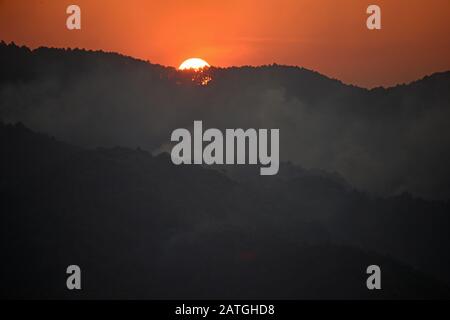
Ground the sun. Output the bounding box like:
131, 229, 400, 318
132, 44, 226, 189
179, 58, 210, 71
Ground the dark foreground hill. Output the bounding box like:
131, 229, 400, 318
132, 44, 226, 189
1, 122, 449, 299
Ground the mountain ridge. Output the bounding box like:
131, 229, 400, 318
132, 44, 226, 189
2, 41, 448, 90
1, 41, 450, 201
2, 121, 450, 299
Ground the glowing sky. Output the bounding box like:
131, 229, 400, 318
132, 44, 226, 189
0, 0, 449, 87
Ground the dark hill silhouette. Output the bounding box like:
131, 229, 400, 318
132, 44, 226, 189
1, 42, 449, 200
1, 42, 450, 299
1, 122, 450, 299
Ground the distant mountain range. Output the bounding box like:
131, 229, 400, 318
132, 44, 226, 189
1, 42, 450, 299
1, 42, 449, 200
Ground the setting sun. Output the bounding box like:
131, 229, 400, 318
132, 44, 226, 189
179, 58, 210, 71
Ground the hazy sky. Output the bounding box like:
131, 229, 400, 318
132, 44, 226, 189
1, 0, 449, 87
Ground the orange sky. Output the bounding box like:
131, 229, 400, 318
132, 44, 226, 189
0, 0, 449, 87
